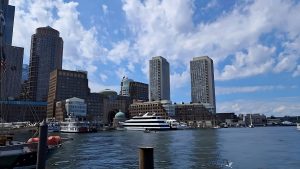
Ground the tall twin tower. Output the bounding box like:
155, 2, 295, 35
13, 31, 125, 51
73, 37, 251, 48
149, 56, 216, 112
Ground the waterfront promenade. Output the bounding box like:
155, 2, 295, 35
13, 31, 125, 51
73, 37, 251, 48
15, 126, 300, 169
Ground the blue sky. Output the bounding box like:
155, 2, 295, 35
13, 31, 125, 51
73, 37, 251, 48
10, 0, 300, 116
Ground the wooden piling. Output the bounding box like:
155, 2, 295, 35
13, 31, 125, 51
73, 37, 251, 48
36, 120, 48, 169
139, 147, 154, 169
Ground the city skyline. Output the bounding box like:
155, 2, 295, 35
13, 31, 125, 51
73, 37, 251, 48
9, 0, 300, 116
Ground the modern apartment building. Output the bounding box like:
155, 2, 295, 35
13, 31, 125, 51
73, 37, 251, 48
2, 0, 14, 45
0, 45, 23, 99
120, 76, 148, 101
28, 26, 63, 101
190, 56, 216, 113
149, 56, 170, 101
46, 69, 89, 119
0, 1, 24, 100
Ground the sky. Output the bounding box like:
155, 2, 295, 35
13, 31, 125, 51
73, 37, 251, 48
9, 0, 300, 116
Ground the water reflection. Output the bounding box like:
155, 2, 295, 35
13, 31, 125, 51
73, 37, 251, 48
13, 127, 300, 169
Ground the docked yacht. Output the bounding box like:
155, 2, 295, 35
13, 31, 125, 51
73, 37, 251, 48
122, 113, 171, 131
60, 115, 90, 133
166, 119, 189, 130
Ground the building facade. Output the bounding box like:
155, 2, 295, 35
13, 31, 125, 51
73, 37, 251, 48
28, 26, 63, 101
0, 1, 24, 100
244, 114, 267, 126
128, 101, 169, 118
149, 56, 170, 101
100, 89, 132, 125
65, 97, 87, 117
86, 92, 104, 122
2, 0, 15, 45
174, 103, 213, 127
54, 97, 87, 121
0, 100, 47, 122
120, 77, 148, 101
1, 45, 23, 99
47, 69, 89, 119
190, 56, 216, 113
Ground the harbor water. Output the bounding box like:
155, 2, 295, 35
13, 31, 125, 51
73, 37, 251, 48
17, 126, 300, 169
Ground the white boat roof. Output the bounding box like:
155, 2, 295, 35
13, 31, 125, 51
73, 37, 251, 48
132, 112, 163, 119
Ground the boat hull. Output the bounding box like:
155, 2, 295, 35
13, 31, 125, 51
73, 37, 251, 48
124, 127, 171, 131
0, 145, 60, 169
60, 127, 89, 133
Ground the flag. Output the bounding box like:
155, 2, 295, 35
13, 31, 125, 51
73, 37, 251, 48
0, 46, 6, 72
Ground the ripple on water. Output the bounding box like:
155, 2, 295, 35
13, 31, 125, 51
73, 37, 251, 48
43, 127, 300, 169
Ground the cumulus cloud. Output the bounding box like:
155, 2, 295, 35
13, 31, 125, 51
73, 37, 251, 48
99, 73, 108, 82
89, 81, 119, 93
115, 67, 130, 80
216, 45, 276, 80
10, 0, 300, 105
121, 0, 300, 82
292, 65, 300, 77
216, 85, 288, 95
170, 70, 190, 90
102, 4, 108, 14
218, 97, 300, 116
11, 0, 107, 73
107, 41, 130, 64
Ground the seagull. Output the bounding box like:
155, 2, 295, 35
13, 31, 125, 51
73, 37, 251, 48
225, 160, 233, 168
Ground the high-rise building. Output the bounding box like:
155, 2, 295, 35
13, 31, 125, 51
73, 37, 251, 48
28, 26, 63, 101
1, 0, 14, 45
47, 69, 89, 119
0, 45, 23, 99
149, 56, 170, 101
120, 76, 148, 101
190, 56, 216, 113
0, 1, 24, 100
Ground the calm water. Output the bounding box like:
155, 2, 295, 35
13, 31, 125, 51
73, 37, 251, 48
19, 127, 300, 169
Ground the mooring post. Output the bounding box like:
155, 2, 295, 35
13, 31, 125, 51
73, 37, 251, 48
36, 120, 48, 169
139, 147, 154, 169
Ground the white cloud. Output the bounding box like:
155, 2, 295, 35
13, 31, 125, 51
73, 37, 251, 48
218, 97, 300, 116
170, 70, 190, 90
121, 0, 300, 81
107, 41, 130, 64
292, 65, 300, 77
274, 37, 300, 73
115, 67, 129, 80
10, 0, 300, 102
99, 73, 108, 82
10, 0, 117, 93
216, 85, 287, 95
127, 62, 135, 72
216, 45, 275, 80
11, 0, 107, 71
102, 4, 108, 14
89, 81, 119, 93
202, 0, 218, 10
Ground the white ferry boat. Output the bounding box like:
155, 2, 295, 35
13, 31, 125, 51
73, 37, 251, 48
122, 113, 171, 131
60, 115, 90, 133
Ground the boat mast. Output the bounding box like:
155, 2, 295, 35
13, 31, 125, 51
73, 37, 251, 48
0, 0, 4, 125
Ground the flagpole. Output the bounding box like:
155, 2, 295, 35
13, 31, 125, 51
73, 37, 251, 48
0, 0, 4, 123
